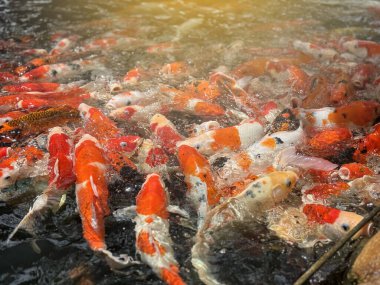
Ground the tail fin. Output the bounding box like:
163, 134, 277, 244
7, 186, 63, 243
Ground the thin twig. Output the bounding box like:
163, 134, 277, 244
293, 205, 380, 285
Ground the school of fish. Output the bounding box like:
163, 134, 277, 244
1, 6, 380, 285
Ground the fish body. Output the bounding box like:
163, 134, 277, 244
177, 120, 264, 156
2, 81, 82, 93
302, 204, 372, 240
303, 182, 350, 201
135, 173, 186, 285
74, 134, 110, 251
150, 114, 184, 154
177, 145, 220, 229
354, 123, 380, 163
342, 40, 380, 58
0, 146, 45, 190
136, 139, 169, 174
105, 91, 146, 109
338, 163, 373, 180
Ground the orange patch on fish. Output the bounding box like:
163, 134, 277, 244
210, 127, 241, 151
137, 231, 166, 256
261, 137, 277, 149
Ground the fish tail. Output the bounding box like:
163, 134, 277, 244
160, 264, 186, 285
6, 185, 63, 243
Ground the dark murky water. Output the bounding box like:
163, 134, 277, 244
0, 0, 379, 284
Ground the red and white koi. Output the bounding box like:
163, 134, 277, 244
177, 120, 264, 156
342, 39, 380, 58
177, 145, 221, 229
302, 182, 350, 202
338, 163, 373, 180
150, 114, 184, 154
133, 174, 186, 285
302, 204, 372, 240
49, 36, 78, 56
19, 59, 103, 82
0, 146, 47, 190
136, 139, 169, 175
293, 40, 338, 60
105, 91, 146, 109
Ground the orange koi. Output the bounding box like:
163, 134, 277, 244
150, 114, 184, 154
303, 182, 350, 200
74, 134, 110, 251
329, 73, 354, 105
177, 120, 264, 156
338, 163, 373, 180
302, 204, 372, 240
177, 145, 220, 229
171, 93, 225, 117
300, 101, 380, 129
134, 173, 186, 285
2, 81, 83, 93
354, 123, 380, 163
122, 67, 144, 85
0, 146, 45, 189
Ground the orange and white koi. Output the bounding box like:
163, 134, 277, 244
171, 93, 225, 117
19, 59, 103, 82
212, 125, 304, 189
177, 120, 264, 156
192, 171, 298, 285
74, 134, 110, 251
354, 123, 380, 163
150, 114, 184, 154
342, 39, 380, 58
299, 101, 380, 129
293, 40, 338, 60
133, 173, 186, 285
302, 204, 372, 240
177, 145, 221, 229
0, 146, 46, 190
338, 163, 373, 180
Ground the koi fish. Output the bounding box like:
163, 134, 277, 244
123, 67, 144, 85
185, 80, 221, 101
110, 103, 166, 123
150, 114, 184, 154
0, 106, 80, 146
74, 134, 109, 251
19, 59, 103, 82
177, 120, 264, 156
303, 182, 350, 201
300, 127, 352, 158
0, 71, 18, 84
342, 39, 380, 58
2, 81, 83, 93
0, 111, 26, 125
160, 61, 189, 76
49, 36, 78, 56
293, 40, 338, 60
302, 204, 372, 240
350, 63, 376, 89
192, 171, 298, 285
0, 147, 10, 159
177, 145, 221, 229
171, 93, 225, 117
133, 173, 186, 285
186, 121, 221, 137
301, 75, 331, 109
136, 139, 169, 175
213, 125, 304, 189
329, 72, 354, 105
7, 127, 75, 241
299, 101, 380, 129
338, 163, 373, 180
105, 91, 146, 109
0, 146, 46, 190
354, 123, 380, 163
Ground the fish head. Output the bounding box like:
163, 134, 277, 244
270, 170, 298, 203
177, 145, 208, 176
78, 103, 92, 119
106, 136, 142, 153
136, 173, 169, 219
0, 166, 19, 189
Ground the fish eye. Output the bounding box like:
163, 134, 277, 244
341, 224, 350, 231
285, 179, 292, 187
120, 141, 127, 147
4, 176, 11, 180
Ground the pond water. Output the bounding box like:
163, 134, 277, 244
0, 0, 379, 284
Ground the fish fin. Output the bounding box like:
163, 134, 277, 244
7, 187, 62, 243
113, 206, 137, 221
52, 194, 66, 213
167, 205, 190, 218
98, 248, 140, 270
